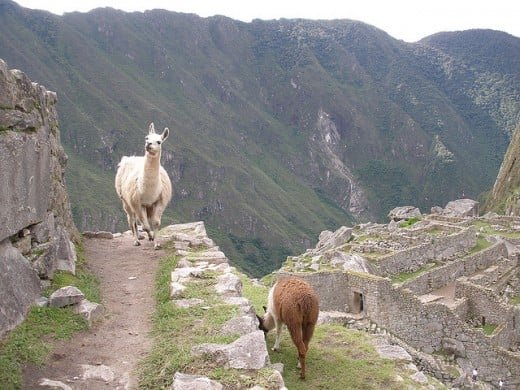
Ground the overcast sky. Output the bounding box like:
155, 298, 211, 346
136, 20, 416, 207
14, 0, 520, 43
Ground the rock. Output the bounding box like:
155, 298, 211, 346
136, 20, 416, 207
317, 311, 351, 325
171, 372, 223, 390
170, 282, 187, 298
221, 315, 258, 336
73, 299, 104, 326
0, 239, 41, 337
173, 298, 204, 308
81, 364, 115, 382
314, 226, 353, 254
48, 286, 85, 308
410, 371, 429, 384
191, 330, 269, 370
13, 234, 32, 256
215, 272, 242, 297
39, 378, 72, 390
442, 199, 479, 217
442, 337, 466, 358
371, 337, 412, 361
329, 252, 376, 274
388, 206, 422, 221
176, 258, 193, 268
82, 231, 114, 239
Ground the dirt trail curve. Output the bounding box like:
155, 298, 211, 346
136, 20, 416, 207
23, 233, 163, 390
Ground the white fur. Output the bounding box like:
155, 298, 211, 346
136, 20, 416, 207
115, 122, 172, 249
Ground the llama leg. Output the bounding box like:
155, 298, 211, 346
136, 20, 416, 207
148, 205, 162, 249
123, 202, 141, 246
136, 206, 152, 241
302, 321, 316, 353
272, 319, 283, 351
287, 323, 307, 379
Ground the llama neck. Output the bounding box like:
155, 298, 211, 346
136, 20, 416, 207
142, 152, 161, 186
262, 313, 276, 331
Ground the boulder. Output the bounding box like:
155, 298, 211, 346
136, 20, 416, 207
388, 206, 421, 221
443, 199, 479, 217
191, 330, 269, 370
215, 272, 242, 297
49, 286, 85, 308
0, 239, 41, 337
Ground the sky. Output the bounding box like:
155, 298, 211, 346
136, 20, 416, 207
13, 0, 520, 43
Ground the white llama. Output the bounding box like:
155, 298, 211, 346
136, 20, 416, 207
115, 122, 172, 249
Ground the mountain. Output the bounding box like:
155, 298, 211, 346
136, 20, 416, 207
484, 123, 520, 215
1, 0, 519, 277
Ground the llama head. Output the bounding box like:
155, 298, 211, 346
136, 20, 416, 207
145, 122, 169, 156
256, 306, 274, 336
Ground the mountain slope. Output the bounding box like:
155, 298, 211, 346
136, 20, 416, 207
1, 0, 518, 276
484, 124, 520, 215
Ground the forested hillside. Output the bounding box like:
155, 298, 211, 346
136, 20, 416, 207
1, 0, 518, 276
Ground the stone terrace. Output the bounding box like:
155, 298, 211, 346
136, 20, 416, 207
282, 202, 520, 389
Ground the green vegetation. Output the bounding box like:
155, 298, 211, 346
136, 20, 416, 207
391, 264, 435, 284
481, 323, 497, 336
510, 294, 520, 305
467, 236, 493, 255
398, 216, 421, 228
263, 324, 445, 389
0, 242, 99, 389
0, 306, 88, 389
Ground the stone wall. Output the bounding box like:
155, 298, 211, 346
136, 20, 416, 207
376, 280, 519, 385
283, 266, 520, 386
0, 58, 78, 337
376, 227, 476, 274
277, 270, 350, 312
455, 279, 518, 350
402, 241, 509, 295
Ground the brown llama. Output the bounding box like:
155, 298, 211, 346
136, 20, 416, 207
257, 277, 319, 379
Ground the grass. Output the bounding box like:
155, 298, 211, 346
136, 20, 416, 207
0, 241, 99, 389
137, 254, 278, 389
398, 216, 421, 228
511, 294, 520, 305
466, 236, 493, 255
481, 324, 497, 336
263, 325, 445, 389
391, 264, 435, 284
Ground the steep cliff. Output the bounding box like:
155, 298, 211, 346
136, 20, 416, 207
0, 58, 78, 337
484, 123, 520, 215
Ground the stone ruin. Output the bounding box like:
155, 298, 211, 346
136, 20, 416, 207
281, 199, 520, 389
0, 59, 79, 338
157, 221, 446, 389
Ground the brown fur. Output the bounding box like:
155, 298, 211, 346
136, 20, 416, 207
257, 277, 319, 379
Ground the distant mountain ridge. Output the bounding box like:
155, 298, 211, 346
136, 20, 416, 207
0, 0, 519, 276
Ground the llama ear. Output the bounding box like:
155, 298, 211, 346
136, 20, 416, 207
149, 122, 156, 134
262, 305, 267, 313
161, 127, 169, 141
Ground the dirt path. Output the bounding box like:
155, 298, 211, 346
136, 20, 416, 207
23, 233, 163, 389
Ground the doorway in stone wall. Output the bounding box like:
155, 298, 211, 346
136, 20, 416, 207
352, 291, 364, 314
